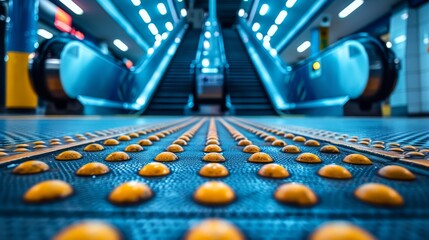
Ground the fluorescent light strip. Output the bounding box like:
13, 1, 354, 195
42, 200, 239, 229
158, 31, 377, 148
275, 10, 287, 25
148, 23, 159, 35
259, 4, 269, 16
297, 40, 311, 53
338, 0, 364, 18
165, 22, 173, 31
113, 39, 128, 52
139, 9, 151, 23
238, 9, 245, 17
131, 0, 141, 6
157, 3, 167, 15
267, 25, 278, 37
162, 32, 168, 39
286, 0, 297, 8
59, 0, 83, 15
394, 35, 406, 44
252, 22, 260, 32
37, 29, 53, 39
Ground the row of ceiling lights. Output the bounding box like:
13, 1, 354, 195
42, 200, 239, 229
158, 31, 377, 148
131, 0, 187, 55
239, 0, 368, 55
239, 0, 297, 56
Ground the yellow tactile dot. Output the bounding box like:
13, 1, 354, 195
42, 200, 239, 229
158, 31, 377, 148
237, 139, 252, 146
105, 151, 130, 162
33, 141, 46, 145
51, 141, 62, 145
124, 144, 144, 152
173, 139, 187, 146
296, 153, 322, 163
117, 135, 131, 141
155, 132, 166, 138
404, 151, 425, 158
179, 136, 191, 142
109, 181, 152, 205
378, 165, 415, 180
139, 162, 170, 177
354, 183, 404, 207
276, 131, 285, 136
23, 180, 73, 203
55, 150, 82, 161
388, 142, 400, 147
420, 149, 429, 154
310, 221, 375, 240
148, 135, 160, 141
320, 145, 340, 153
166, 144, 184, 153
318, 165, 352, 179
258, 163, 289, 178
13, 160, 49, 175
53, 221, 122, 240
271, 139, 286, 147
0, 152, 8, 156
65, 139, 76, 143
34, 145, 47, 149
264, 136, 277, 142
388, 147, 404, 153
128, 132, 139, 138
347, 139, 358, 143
282, 145, 301, 153
14, 148, 30, 152
274, 183, 317, 206
154, 152, 178, 162
137, 130, 147, 135
194, 181, 235, 205
199, 163, 229, 178
16, 144, 30, 148
103, 139, 120, 146
258, 133, 268, 139
293, 136, 306, 142
204, 144, 222, 153
360, 138, 371, 142
248, 152, 274, 163
304, 140, 320, 147
402, 145, 417, 151
207, 136, 219, 141
50, 138, 61, 143
76, 162, 110, 176
243, 144, 260, 153
358, 141, 370, 146
202, 153, 226, 162
138, 139, 153, 146
76, 136, 88, 141
371, 144, 385, 149
206, 139, 220, 145
235, 136, 245, 141
185, 219, 244, 240
83, 143, 104, 152
343, 154, 372, 165
284, 133, 295, 139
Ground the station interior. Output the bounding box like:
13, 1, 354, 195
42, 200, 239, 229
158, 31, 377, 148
1, 0, 429, 239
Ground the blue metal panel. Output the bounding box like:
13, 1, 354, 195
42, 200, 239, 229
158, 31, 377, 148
7, 0, 38, 52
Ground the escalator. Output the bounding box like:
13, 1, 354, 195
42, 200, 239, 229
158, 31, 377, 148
144, 30, 201, 115
222, 29, 276, 115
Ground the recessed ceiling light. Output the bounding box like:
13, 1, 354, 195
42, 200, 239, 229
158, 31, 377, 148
238, 9, 245, 17
275, 10, 288, 25
59, 0, 83, 15
202, 58, 210, 67
256, 32, 263, 40
285, 0, 297, 8
147, 48, 154, 55
37, 29, 53, 39
131, 0, 141, 6
139, 9, 151, 23
148, 23, 159, 35
252, 22, 260, 32
157, 3, 167, 15
267, 25, 278, 37
205, 31, 211, 38
181, 9, 187, 17
297, 41, 311, 53
259, 4, 269, 16
162, 32, 168, 39
165, 22, 173, 31
338, 0, 364, 18
113, 39, 128, 52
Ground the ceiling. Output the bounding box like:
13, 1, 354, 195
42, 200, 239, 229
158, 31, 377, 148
279, 0, 404, 64
190, 0, 242, 27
